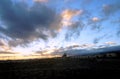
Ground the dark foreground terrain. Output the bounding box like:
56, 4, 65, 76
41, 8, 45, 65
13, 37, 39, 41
0, 57, 120, 79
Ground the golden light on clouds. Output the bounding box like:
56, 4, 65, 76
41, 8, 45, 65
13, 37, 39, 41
0, 54, 40, 60
0, 50, 60, 60
42, 49, 54, 54
61, 9, 82, 21
62, 21, 72, 26
1, 46, 11, 51
0, 39, 11, 51
0, 0, 119, 61
19, 52, 35, 56
92, 17, 100, 22
61, 9, 83, 26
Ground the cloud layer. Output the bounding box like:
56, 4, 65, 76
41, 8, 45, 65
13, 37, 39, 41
0, 0, 61, 46
0, 0, 120, 57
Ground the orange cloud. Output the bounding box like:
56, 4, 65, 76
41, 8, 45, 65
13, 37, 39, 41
61, 9, 83, 26
92, 17, 100, 22
62, 9, 83, 21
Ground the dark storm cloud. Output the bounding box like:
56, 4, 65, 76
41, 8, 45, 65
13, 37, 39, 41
0, 0, 61, 46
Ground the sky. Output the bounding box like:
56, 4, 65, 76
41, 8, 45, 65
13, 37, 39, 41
0, 0, 120, 60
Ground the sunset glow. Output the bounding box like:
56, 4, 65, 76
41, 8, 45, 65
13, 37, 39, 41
0, 0, 120, 60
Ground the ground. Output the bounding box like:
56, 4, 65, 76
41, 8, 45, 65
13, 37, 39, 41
0, 57, 120, 79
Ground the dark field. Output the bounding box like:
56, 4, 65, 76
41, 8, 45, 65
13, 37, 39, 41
0, 57, 120, 79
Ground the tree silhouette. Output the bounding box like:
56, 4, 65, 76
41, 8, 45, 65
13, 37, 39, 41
62, 53, 67, 58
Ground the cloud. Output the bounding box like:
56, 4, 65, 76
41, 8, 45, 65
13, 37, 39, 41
64, 43, 94, 50
65, 21, 85, 40
79, 43, 95, 48
60, 9, 85, 41
61, 9, 82, 21
52, 45, 120, 56
91, 17, 100, 22
102, 2, 120, 16
34, 43, 120, 57
65, 44, 80, 50
60, 9, 85, 38
87, 16, 105, 31
0, 0, 61, 46
34, 0, 48, 3
93, 38, 99, 44
0, 51, 14, 54
35, 48, 58, 56
61, 9, 83, 26
0, 39, 11, 51
93, 34, 107, 44
0, 39, 5, 46
105, 41, 116, 46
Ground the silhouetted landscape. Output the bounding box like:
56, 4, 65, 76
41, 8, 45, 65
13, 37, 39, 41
0, 50, 120, 79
